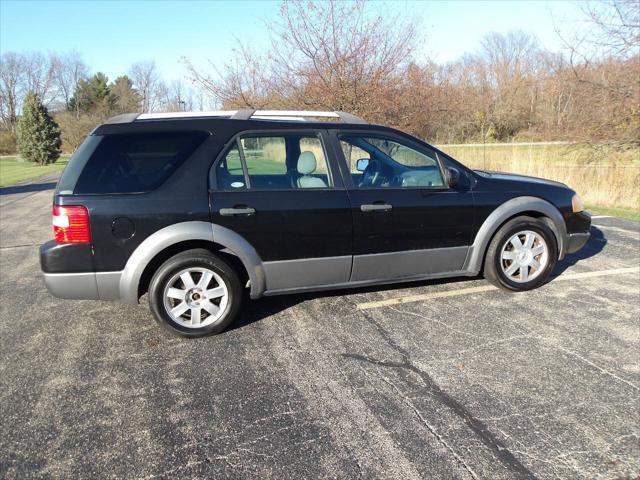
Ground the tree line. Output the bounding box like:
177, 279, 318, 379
186, 0, 638, 147
0, 54, 200, 154
1, 0, 637, 161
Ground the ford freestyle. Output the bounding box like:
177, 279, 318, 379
40, 110, 591, 337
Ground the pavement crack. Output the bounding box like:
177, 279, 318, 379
545, 342, 640, 392
346, 307, 538, 479
345, 353, 480, 479
389, 305, 492, 340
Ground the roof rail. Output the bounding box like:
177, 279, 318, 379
231, 109, 255, 120
335, 111, 368, 124
136, 111, 236, 121
126, 110, 368, 124
104, 113, 141, 124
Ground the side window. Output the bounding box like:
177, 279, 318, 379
73, 131, 209, 194
216, 134, 331, 190
216, 145, 246, 190
242, 137, 288, 178
340, 141, 371, 173
339, 135, 445, 189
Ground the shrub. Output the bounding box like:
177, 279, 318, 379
55, 111, 102, 153
0, 130, 17, 155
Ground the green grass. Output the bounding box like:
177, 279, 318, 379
244, 155, 288, 174
586, 204, 640, 222
0, 156, 69, 188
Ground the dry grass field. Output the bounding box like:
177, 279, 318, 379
439, 143, 640, 210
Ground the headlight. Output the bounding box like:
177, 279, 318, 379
572, 194, 584, 213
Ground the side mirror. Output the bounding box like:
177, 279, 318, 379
356, 158, 370, 172
446, 167, 460, 188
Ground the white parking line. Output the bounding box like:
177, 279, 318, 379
594, 225, 640, 236
591, 215, 612, 219
356, 266, 640, 310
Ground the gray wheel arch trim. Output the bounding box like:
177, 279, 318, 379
119, 221, 265, 304
464, 196, 567, 274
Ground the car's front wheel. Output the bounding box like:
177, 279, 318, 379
484, 216, 558, 291
148, 249, 242, 337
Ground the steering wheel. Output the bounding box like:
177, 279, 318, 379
359, 159, 382, 187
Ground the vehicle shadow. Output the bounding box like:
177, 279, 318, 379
231, 228, 606, 331
229, 275, 475, 332
553, 226, 606, 277
0, 181, 57, 196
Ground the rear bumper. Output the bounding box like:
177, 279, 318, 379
43, 271, 99, 300
40, 240, 122, 301
566, 232, 590, 254
42, 271, 122, 301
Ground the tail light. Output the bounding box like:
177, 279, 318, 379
53, 205, 91, 243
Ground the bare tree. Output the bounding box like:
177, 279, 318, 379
22, 52, 57, 107
580, 0, 640, 58
159, 80, 194, 112
129, 61, 161, 112
477, 31, 543, 137
553, 0, 640, 144
186, 0, 418, 119
51, 51, 89, 110
0, 52, 25, 130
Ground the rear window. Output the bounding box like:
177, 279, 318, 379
61, 131, 209, 194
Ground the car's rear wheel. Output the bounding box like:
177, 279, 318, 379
148, 249, 241, 337
484, 216, 558, 291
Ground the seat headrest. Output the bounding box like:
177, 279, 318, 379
297, 151, 317, 175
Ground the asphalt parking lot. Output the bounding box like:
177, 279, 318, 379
1, 178, 639, 479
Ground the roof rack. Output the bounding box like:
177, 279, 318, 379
105, 110, 368, 125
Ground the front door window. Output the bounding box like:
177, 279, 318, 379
339, 135, 445, 188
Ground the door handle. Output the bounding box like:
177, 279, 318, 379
360, 203, 392, 212
219, 206, 256, 216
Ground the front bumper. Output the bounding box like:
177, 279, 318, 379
566, 232, 590, 254
562, 210, 591, 256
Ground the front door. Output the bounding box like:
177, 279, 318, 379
209, 130, 353, 292
332, 131, 476, 282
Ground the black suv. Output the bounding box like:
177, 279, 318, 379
40, 110, 591, 337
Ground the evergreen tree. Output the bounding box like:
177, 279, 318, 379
17, 91, 62, 165
68, 72, 111, 114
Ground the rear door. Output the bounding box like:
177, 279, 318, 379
209, 129, 353, 292
330, 130, 476, 282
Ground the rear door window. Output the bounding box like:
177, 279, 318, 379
216, 134, 331, 190
72, 131, 209, 194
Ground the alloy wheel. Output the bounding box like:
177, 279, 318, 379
499, 230, 549, 283
162, 267, 229, 328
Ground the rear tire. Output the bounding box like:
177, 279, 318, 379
148, 249, 242, 337
484, 216, 558, 291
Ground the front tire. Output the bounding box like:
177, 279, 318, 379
484, 216, 558, 291
148, 249, 242, 337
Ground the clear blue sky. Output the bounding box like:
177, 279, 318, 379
1, 0, 584, 83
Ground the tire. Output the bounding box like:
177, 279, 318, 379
484, 216, 558, 292
148, 249, 242, 337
